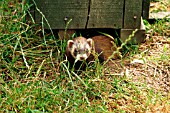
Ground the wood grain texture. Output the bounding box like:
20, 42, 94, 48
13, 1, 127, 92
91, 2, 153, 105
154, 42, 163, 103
32, 0, 146, 29
142, 0, 150, 19
33, 0, 125, 29
124, 0, 143, 29
87, 0, 124, 29
120, 29, 145, 44
34, 0, 88, 29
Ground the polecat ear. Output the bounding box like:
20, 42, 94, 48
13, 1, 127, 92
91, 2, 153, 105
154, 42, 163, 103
67, 40, 74, 49
87, 38, 93, 47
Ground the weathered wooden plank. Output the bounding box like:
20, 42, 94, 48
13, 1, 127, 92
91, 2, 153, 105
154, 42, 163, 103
121, 17, 146, 44
88, 0, 124, 29
34, 0, 88, 29
124, 0, 143, 29
142, 0, 150, 19
121, 29, 145, 43
32, 0, 145, 29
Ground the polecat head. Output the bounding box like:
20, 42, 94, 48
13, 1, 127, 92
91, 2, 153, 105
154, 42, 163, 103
67, 37, 93, 61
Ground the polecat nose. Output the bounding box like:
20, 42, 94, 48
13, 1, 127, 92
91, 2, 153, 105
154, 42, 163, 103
80, 57, 85, 60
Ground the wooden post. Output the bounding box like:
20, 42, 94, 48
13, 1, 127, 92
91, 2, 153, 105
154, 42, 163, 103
120, 17, 146, 44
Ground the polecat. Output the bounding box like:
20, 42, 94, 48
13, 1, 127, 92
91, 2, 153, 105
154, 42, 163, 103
65, 36, 104, 70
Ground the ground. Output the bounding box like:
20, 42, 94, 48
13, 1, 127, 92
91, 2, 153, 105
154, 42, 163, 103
106, 25, 170, 112
105, 1, 170, 111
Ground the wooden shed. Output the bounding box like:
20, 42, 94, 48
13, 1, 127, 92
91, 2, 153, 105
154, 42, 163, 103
30, 0, 150, 43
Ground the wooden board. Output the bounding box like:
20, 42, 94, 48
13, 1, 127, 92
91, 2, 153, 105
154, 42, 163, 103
32, 0, 146, 29
87, 0, 124, 29
121, 17, 146, 44
34, 0, 88, 29
124, 0, 143, 29
33, 0, 125, 29
142, 0, 150, 19
120, 29, 145, 44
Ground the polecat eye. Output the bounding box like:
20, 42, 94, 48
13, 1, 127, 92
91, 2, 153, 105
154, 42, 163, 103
85, 49, 89, 53
74, 49, 79, 55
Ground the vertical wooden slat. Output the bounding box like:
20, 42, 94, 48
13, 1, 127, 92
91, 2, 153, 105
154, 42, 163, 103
88, 0, 124, 29
142, 0, 150, 19
123, 0, 143, 29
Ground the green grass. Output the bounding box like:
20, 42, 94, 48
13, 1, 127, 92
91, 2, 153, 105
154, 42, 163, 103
0, 0, 170, 112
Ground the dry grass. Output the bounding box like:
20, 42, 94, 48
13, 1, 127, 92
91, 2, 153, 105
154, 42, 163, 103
106, 18, 170, 112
